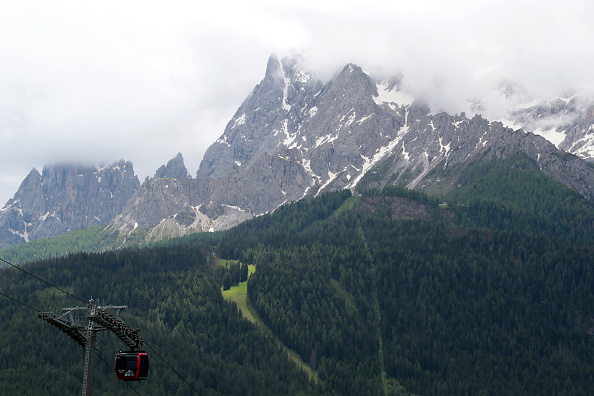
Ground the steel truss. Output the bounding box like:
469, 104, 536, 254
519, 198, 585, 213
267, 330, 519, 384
39, 300, 144, 396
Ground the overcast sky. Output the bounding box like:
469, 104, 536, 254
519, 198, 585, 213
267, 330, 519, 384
1, 0, 593, 205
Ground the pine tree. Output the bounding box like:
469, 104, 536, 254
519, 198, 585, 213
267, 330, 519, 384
223, 272, 231, 291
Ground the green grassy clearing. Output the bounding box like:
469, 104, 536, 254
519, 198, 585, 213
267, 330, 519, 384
331, 196, 358, 218
222, 273, 256, 324
219, 261, 318, 382
217, 258, 238, 268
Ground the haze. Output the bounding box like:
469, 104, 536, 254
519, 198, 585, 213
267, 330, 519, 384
1, 0, 592, 205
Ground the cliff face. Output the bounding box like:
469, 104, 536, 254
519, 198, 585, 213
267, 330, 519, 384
194, 56, 594, 202
0, 160, 139, 248
4, 56, 594, 248
112, 56, 594, 241
500, 94, 594, 162
154, 152, 191, 179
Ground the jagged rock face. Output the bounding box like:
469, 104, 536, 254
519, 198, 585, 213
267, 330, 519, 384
110, 54, 594, 242
208, 152, 312, 215
113, 177, 216, 230
194, 57, 412, 213
362, 111, 594, 199
194, 55, 594, 213
0, 160, 140, 248
8, 55, 594, 246
109, 175, 252, 238
155, 152, 191, 179
501, 95, 594, 162
105, 57, 594, 241
197, 55, 324, 181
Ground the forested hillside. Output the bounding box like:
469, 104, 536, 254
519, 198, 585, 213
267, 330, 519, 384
0, 245, 320, 395
1, 156, 594, 395
221, 198, 594, 394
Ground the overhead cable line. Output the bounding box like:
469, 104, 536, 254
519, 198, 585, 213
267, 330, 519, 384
94, 350, 143, 396
0, 290, 42, 312
0, 290, 144, 395
144, 340, 203, 396
0, 256, 203, 395
0, 256, 88, 305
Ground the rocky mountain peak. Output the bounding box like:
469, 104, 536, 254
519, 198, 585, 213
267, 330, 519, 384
5, 55, 594, 248
334, 63, 377, 96
0, 160, 140, 248
196, 55, 322, 181
155, 152, 191, 179
263, 54, 285, 84
8, 168, 44, 220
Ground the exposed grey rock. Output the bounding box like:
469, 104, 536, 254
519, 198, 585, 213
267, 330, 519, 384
108, 175, 251, 239
194, 56, 410, 206
155, 152, 191, 179
114, 55, 594, 243
209, 151, 312, 215
361, 111, 594, 199
113, 177, 216, 230
196, 54, 324, 181
7, 55, 594, 247
0, 160, 140, 248
498, 94, 594, 162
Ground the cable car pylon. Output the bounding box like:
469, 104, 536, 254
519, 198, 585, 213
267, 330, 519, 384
38, 299, 146, 396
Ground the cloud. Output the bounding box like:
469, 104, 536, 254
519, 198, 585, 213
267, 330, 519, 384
291, 0, 594, 114
1, 0, 593, 205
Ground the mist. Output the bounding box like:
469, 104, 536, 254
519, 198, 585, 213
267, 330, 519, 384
1, 0, 592, 205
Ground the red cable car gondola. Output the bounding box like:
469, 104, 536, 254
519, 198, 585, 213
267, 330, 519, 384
115, 351, 149, 381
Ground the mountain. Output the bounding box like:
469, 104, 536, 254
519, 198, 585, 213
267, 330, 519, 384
487, 82, 594, 161
154, 152, 192, 179
3, 55, 594, 247
510, 97, 594, 160
108, 56, 594, 244
0, 160, 139, 248
3, 56, 594, 395
195, 55, 594, 202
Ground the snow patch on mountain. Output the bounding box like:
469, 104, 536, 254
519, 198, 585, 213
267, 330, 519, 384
221, 203, 249, 212
347, 124, 410, 189
438, 137, 451, 155
281, 120, 297, 147
315, 133, 340, 148
571, 134, 594, 158
301, 159, 319, 183
279, 60, 292, 112
533, 127, 567, 147
374, 81, 414, 107
231, 113, 247, 129
317, 170, 338, 196
216, 135, 231, 147
9, 227, 29, 243
357, 114, 374, 125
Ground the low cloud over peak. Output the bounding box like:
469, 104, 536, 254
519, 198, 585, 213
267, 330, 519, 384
1, 0, 592, 204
